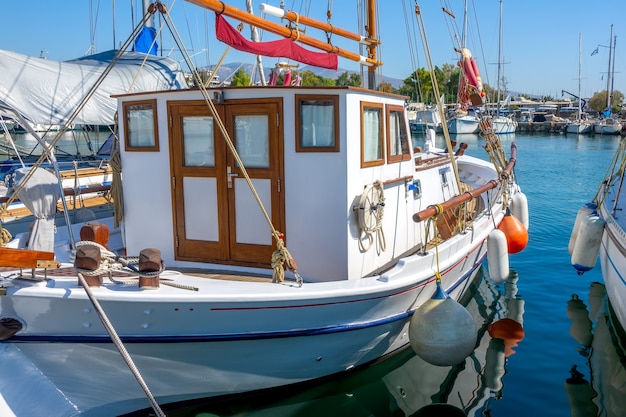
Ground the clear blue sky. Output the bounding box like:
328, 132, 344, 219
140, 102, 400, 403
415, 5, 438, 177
2, 0, 624, 99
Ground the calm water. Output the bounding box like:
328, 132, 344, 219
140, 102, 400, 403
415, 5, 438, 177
7, 130, 626, 416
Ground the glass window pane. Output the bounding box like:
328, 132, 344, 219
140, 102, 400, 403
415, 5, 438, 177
363, 107, 382, 162
300, 100, 335, 147
235, 115, 269, 168
127, 104, 155, 147
183, 116, 215, 167
389, 110, 409, 156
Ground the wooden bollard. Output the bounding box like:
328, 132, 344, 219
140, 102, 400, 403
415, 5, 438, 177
75, 244, 103, 287
80, 222, 110, 249
138, 248, 161, 289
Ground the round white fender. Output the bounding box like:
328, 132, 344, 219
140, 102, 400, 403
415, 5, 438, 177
510, 191, 529, 230
571, 213, 605, 274
487, 229, 509, 283
568, 202, 596, 255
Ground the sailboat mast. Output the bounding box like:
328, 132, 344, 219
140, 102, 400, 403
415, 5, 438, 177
578, 33, 582, 120
609, 31, 617, 112
606, 24, 613, 111
245, 0, 267, 86
496, 0, 503, 115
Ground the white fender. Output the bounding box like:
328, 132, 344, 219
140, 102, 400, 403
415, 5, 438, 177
510, 192, 529, 230
571, 213, 605, 274
568, 202, 596, 255
487, 229, 509, 283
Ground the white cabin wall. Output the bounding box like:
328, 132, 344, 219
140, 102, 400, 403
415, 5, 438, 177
279, 91, 349, 282
118, 92, 182, 261
344, 93, 422, 279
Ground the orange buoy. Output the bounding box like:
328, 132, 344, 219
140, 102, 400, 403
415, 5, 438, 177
498, 210, 528, 254
488, 318, 525, 357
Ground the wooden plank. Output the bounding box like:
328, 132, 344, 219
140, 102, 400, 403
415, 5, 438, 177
0, 247, 58, 268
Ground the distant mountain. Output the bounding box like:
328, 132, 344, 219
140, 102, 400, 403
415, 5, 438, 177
203, 62, 404, 89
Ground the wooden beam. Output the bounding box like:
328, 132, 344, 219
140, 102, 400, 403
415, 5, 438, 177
0, 247, 59, 269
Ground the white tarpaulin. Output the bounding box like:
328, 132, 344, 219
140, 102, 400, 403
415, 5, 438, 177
12, 167, 62, 252
0, 49, 188, 126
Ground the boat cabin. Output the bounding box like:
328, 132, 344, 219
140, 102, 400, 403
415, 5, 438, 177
116, 86, 454, 282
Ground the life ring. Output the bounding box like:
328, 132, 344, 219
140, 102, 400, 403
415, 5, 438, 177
357, 180, 386, 252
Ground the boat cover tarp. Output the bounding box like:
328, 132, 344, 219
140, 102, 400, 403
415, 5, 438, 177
0, 49, 188, 126
12, 167, 62, 252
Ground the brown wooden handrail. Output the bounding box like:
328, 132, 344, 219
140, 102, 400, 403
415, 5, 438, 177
0, 184, 111, 205
412, 143, 517, 223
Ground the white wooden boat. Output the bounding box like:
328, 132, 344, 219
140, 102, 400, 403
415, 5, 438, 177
0, 2, 528, 416
566, 120, 593, 134
447, 110, 481, 134
491, 114, 518, 134
593, 118, 623, 135
410, 106, 443, 135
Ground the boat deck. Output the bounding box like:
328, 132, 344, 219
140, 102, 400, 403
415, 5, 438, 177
0, 265, 274, 283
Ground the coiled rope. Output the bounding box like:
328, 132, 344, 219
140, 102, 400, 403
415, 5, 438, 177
0, 227, 11, 247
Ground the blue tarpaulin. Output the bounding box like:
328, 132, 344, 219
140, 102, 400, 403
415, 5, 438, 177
133, 27, 158, 55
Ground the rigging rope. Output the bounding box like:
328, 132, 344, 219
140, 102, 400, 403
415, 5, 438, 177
76, 270, 166, 417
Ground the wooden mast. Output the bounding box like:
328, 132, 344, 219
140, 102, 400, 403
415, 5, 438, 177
366, 0, 378, 89
185, 0, 382, 68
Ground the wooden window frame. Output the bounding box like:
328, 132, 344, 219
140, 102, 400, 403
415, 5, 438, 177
386, 104, 411, 163
294, 94, 340, 153
123, 99, 159, 152
360, 101, 385, 168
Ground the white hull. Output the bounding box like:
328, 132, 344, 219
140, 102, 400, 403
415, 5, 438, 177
598, 202, 626, 330
566, 122, 593, 134
0, 231, 488, 416
491, 116, 518, 134
593, 120, 623, 135
447, 115, 479, 134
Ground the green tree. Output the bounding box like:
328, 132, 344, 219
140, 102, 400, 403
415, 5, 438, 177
398, 65, 460, 104
230, 68, 251, 86
588, 90, 624, 113
336, 71, 362, 87
300, 70, 335, 87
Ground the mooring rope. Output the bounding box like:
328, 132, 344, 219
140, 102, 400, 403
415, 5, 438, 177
76, 271, 166, 417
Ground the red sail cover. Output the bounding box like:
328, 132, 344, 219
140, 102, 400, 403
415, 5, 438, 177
215, 14, 338, 70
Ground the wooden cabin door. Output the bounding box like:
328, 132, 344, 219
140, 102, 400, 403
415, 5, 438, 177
168, 98, 284, 266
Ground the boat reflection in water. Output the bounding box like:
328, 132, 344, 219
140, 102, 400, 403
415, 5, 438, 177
565, 283, 626, 417
126, 268, 526, 417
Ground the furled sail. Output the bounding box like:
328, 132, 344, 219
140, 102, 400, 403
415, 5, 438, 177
215, 13, 338, 70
